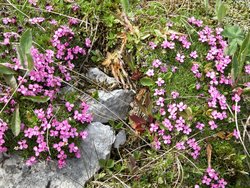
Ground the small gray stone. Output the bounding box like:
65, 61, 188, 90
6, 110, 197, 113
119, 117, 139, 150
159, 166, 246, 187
86, 68, 118, 87
60, 86, 76, 95
88, 89, 134, 123
114, 130, 126, 149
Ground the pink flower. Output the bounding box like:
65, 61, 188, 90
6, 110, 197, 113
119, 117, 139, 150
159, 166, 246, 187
154, 89, 165, 96
26, 156, 37, 166
176, 141, 186, 150
196, 83, 201, 90
171, 66, 178, 72
171, 91, 179, 99
233, 129, 240, 139
79, 131, 88, 139
188, 16, 196, 24
163, 135, 171, 144
177, 102, 187, 111
34, 109, 45, 120
218, 178, 227, 187
160, 65, 168, 72
156, 97, 165, 107
65, 102, 74, 112
69, 18, 79, 25
232, 105, 241, 112
153, 137, 161, 150
156, 77, 165, 86
152, 59, 162, 68
232, 93, 241, 102
85, 38, 91, 48
72, 4, 80, 11
190, 51, 198, 59
161, 40, 175, 49
17, 140, 28, 150
202, 175, 211, 185
175, 53, 185, 63
46, 5, 53, 12
196, 122, 205, 130
159, 108, 166, 115
49, 19, 58, 25
149, 41, 157, 49
146, 69, 154, 77
150, 123, 159, 132
206, 168, 219, 180
208, 120, 218, 130
28, 0, 38, 6
162, 118, 173, 131
245, 64, 250, 74
166, 22, 173, 27
29, 17, 45, 24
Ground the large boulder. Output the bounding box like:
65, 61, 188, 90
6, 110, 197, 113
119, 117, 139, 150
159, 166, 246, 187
0, 122, 115, 188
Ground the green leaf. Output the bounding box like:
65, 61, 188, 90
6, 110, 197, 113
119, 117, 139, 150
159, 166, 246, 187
217, 2, 227, 23
26, 53, 34, 71
21, 96, 50, 103
141, 34, 150, 40
4, 75, 17, 89
106, 159, 114, 168
11, 104, 21, 137
222, 25, 244, 40
140, 77, 154, 86
158, 177, 164, 184
239, 32, 250, 55
120, 0, 130, 14
20, 29, 32, 54
99, 159, 114, 169
236, 32, 250, 81
154, 29, 163, 38
0, 64, 17, 75
215, 0, 222, 13
204, 0, 209, 10
185, 107, 193, 117
16, 46, 25, 68
164, 72, 173, 80
231, 55, 238, 84
226, 39, 238, 55
18, 29, 34, 71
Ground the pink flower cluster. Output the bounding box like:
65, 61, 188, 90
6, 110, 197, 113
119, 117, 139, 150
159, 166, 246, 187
22, 102, 92, 168
188, 17, 203, 27
142, 18, 247, 186
29, 17, 45, 24
2, 17, 16, 25
17, 48, 61, 99
245, 64, 250, 75
0, 19, 93, 169
51, 26, 90, 81
200, 168, 227, 188
175, 138, 201, 159
1, 32, 18, 46
191, 63, 202, 78
0, 119, 8, 153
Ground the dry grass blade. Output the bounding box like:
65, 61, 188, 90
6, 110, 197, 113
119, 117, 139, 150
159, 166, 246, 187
102, 32, 132, 89
206, 143, 212, 168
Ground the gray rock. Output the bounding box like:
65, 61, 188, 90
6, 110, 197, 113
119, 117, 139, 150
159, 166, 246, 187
88, 89, 134, 123
0, 122, 115, 188
60, 86, 76, 95
86, 68, 118, 87
114, 130, 126, 149
58, 122, 116, 187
